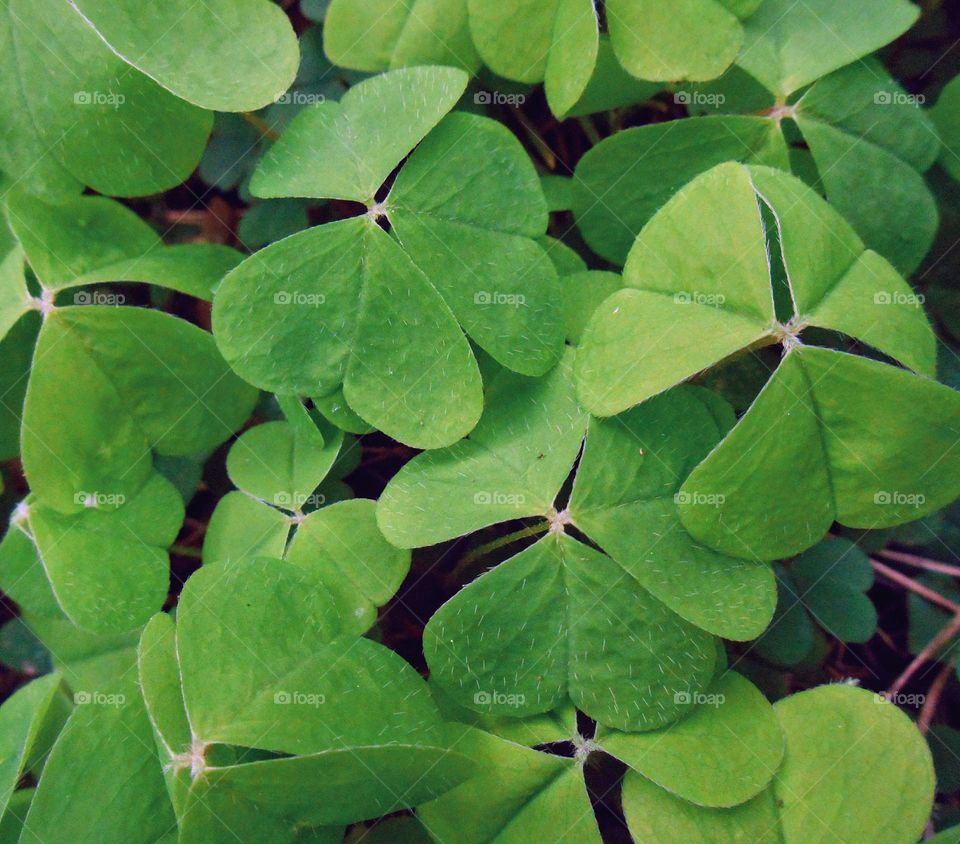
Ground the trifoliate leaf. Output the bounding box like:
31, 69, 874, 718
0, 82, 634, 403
772, 684, 934, 843
22, 306, 258, 513
736, 0, 920, 97
68, 0, 300, 112
146, 557, 471, 828
571, 116, 788, 265
203, 491, 292, 564
24, 473, 183, 634
325, 0, 480, 73
679, 347, 960, 560
598, 672, 782, 808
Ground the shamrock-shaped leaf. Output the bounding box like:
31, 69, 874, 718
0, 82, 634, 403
138, 558, 471, 835
23, 674, 176, 844
68, 0, 299, 112
0, 2, 212, 197
380, 355, 776, 728
325, 0, 480, 73
215, 67, 563, 447
577, 162, 957, 559
421, 670, 782, 839
736, 0, 920, 98
574, 60, 941, 274
15, 472, 183, 634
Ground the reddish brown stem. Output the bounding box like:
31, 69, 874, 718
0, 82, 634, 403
918, 659, 955, 734
877, 548, 960, 579
888, 612, 960, 696
872, 560, 960, 614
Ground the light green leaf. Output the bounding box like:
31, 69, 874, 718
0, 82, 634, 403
737, 0, 920, 97
285, 499, 411, 634
571, 116, 789, 265
0, 241, 28, 343
566, 36, 662, 117
561, 271, 622, 345
203, 491, 292, 564
425, 533, 717, 731
418, 725, 602, 844
24, 675, 175, 844
544, 0, 600, 118
599, 672, 782, 808
388, 112, 563, 375
26, 472, 183, 634
213, 217, 482, 448
252, 66, 468, 203
772, 684, 934, 843
1, 0, 212, 197
23, 306, 258, 512
377, 351, 587, 548
69, 0, 299, 112
607, 0, 744, 83
622, 774, 781, 844
576, 162, 775, 416
324, 0, 480, 72
680, 346, 960, 560
569, 387, 775, 640
467, 0, 563, 83
0, 674, 70, 820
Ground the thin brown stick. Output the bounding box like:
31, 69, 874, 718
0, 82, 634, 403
918, 658, 955, 734
872, 560, 960, 614
877, 548, 960, 579
888, 612, 960, 696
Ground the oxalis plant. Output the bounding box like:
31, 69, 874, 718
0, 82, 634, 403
0, 1, 960, 842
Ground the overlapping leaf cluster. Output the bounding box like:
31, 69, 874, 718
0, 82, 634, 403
0, 1, 956, 842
